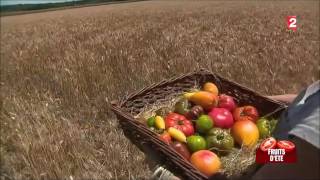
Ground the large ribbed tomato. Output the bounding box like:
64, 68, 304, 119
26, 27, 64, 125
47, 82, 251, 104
233, 106, 259, 123
165, 113, 194, 136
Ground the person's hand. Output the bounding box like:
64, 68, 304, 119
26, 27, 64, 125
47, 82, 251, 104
267, 94, 297, 105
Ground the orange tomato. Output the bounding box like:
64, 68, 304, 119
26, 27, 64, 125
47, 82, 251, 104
190, 150, 221, 176
231, 120, 259, 147
203, 82, 219, 96
189, 91, 218, 110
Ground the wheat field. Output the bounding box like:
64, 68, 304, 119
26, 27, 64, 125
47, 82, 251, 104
0, 0, 319, 179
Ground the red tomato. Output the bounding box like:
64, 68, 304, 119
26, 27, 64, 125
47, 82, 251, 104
233, 106, 259, 123
165, 113, 194, 136
260, 137, 277, 151
159, 131, 172, 145
277, 140, 295, 152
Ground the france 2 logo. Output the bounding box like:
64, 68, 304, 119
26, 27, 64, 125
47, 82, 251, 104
287, 16, 297, 31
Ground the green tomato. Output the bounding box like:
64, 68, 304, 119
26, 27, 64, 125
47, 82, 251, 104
256, 118, 278, 139
196, 115, 213, 134
256, 118, 270, 138
174, 98, 191, 115
206, 128, 234, 153
187, 135, 207, 152
147, 116, 156, 127
270, 118, 278, 134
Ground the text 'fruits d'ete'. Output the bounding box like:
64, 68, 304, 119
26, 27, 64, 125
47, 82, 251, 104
145, 82, 278, 176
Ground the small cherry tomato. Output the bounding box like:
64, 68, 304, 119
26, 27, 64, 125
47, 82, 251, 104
277, 140, 295, 152
260, 137, 277, 151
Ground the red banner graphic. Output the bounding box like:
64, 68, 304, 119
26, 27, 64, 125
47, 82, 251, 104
256, 138, 297, 164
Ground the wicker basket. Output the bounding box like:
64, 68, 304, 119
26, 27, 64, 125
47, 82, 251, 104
111, 69, 286, 180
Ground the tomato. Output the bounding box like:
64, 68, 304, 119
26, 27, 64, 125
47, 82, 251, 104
171, 142, 191, 160
165, 113, 194, 136
233, 106, 259, 123
260, 137, 277, 151
231, 120, 259, 148
187, 135, 207, 152
206, 128, 234, 154
190, 150, 221, 176
256, 118, 278, 139
147, 116, 156, 127
174, 98, 191, 115
218, 94, 237, 112
208, 108, 234, 129
185, 105, 204, 120
277, 140, 295, 152
195, 115, 213, 133
203, 82, 219, 96
159, 131, 172, 145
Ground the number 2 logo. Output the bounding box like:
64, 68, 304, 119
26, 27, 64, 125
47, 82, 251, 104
287, 16, 297, 31
289, 18, 296, 28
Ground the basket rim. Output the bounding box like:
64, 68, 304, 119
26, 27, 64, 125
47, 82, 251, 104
111, 68, 287, 109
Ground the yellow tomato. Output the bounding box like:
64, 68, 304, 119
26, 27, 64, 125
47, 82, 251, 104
203, 82, 219, 96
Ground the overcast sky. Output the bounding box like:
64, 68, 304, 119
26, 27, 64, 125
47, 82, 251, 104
1, 0, 81, 6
